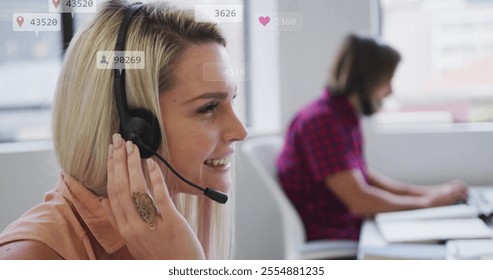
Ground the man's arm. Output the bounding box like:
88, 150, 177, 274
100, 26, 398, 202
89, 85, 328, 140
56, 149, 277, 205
325, 169, 468, 216
368, 170, 469, 201
367, 170, 428, 196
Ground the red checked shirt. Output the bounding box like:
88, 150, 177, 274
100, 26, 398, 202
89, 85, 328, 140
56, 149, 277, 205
276, 89, 367, 241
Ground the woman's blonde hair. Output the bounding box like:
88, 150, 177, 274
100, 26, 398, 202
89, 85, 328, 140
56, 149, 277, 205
52, 0, 233, 259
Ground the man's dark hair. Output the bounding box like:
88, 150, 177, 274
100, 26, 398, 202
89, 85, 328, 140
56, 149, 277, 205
329, 34, 401, 116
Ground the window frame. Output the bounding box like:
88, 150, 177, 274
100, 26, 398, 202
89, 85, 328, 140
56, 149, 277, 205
374, 0, 493, 133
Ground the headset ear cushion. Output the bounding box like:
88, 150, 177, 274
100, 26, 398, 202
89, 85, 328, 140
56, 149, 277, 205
127, 108, 162, 158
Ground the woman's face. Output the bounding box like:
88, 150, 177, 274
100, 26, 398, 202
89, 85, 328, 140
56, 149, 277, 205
158, 43, 247, 195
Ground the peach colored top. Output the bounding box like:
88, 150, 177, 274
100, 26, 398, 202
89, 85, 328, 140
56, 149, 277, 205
0, 172, 126, 259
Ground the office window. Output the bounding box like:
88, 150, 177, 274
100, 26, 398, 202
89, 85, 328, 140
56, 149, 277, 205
379, 0, 493, 125
0, 0, 245, 143
0, 0, 62, 142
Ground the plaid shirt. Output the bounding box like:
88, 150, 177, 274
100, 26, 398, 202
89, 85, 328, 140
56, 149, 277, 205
276, 89, 367, 241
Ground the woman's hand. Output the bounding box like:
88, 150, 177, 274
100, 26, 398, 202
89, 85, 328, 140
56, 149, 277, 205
104, 133, 205, 260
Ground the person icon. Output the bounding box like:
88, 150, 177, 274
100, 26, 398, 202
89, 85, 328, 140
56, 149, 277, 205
100, 55, 109, 65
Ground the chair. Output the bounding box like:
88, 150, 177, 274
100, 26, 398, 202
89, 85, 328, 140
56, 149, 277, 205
241, 135, 358, 259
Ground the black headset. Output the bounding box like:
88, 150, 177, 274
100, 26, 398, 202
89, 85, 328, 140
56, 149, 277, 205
113, 3, 161, 159
112, 2, 228, 204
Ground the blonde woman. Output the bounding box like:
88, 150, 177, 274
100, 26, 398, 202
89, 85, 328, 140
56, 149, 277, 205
0, 0, 246, 259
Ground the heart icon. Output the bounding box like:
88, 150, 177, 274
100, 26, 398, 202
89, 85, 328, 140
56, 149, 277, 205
259, 16, 270, 27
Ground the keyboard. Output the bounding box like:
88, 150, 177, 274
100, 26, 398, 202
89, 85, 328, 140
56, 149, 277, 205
468, 188, 493, 222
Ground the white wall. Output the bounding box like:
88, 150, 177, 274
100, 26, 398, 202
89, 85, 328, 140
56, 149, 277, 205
279, 0, 375, 130
363, 121, 493, 185
246, 0, 281, 132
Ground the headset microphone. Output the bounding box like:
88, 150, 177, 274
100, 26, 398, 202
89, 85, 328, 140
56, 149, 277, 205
133, 136, 228, 204
112, 3, 228, 204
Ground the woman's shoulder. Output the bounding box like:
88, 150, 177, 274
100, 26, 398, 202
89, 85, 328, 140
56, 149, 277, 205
0, 240, 63, 260
0, 188, 90, 259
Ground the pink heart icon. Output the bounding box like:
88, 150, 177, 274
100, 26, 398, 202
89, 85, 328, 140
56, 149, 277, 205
259, 16, 270, 27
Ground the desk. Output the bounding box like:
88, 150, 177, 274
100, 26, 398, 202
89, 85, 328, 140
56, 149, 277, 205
357, 186, 493, 260
357, 219, 447, 259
